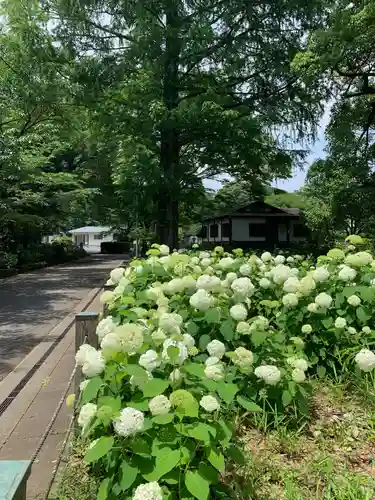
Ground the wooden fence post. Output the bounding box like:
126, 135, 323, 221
74, 312, 100, 396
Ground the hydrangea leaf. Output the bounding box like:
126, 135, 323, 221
119, 460, 138, 491
81, 377, 103, 405
207, 448, 225, 472
84, 436, 114, 463
185, 470, 210, 500
216, 382, 239, 404
142, 379, 170, 397
143, 447, 180, 481
236, 396, 263, 412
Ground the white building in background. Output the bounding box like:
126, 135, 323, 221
70, 226, 114, 253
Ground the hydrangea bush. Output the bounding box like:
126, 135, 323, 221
74, 238, 375, 499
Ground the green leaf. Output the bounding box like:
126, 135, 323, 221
130, 437, 151, 456
317, 365, 326, 378
187, 423, 213, 443
205, 308, 221, 324
186, 321, 199, 335
119, 460, 138, 491
167, 345, 180, 362
216, 382, 239, 404
143, 448, 180, 481
142, 378, 169, 397
97, 477, 110, 500
220, 320, 234, 341
176, 397, 199, 418
184, 362, 205, 378
357, 306, 371, 324
226, 445, 246, 465
251, 329, 267, 346
124, 364, 148, 378
152, 414, 174, 425
185, 470, 210, 500
321, 317, 333, 329
198, 334, 211, 350
84, 436, 114, 463
282, 390, 293, 407
127, 399, 149, 411
208, 448, 225, 472
81, 377, 102, 404
198, 462, 219, 484
236, 396, 263, 413
97, 396, 121, 413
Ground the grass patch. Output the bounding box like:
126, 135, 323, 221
239, 380, 375, 499
50, 438, 98, 500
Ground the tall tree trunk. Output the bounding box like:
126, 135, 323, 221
157, 0, 181, 249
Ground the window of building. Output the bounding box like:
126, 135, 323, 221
94, 233, 103, 240
210, 224, 218, 238
222, 222, 230, 238
201, 226, 208, 238
293, 223, 309, 238
249, 222, 266, 238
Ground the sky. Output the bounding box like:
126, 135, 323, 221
204, 107, 331, 193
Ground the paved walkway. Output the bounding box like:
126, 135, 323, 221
0, 255, 122, 381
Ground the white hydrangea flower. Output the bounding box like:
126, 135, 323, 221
169, 368, 182, 382
163, 278, 185, 295
78, 403, 97, 430
292, 368, 306, 383
274, 255, 285, 265
162, 339, 188, 365
196, 275, 221, 292
182, 334, 195, 348
159, 313, 183, 334
286, 256, 295, 264
101, 332, 122, 352
200, 395, 220, 412
239, 263, 252, 276
232, 347, 254, 371
261, 252, 272, 263
254, 365, 281, 385
259, 277, 271, 289
115, 324, 144, 353
189, 289, 214, 311
315, 292, 333, 309
100, 290, 115, 304
230, 303, 248, 321
335, 317, 347, 329
200, 257, 212, 268
313, 267, 330, 282
218, 257, 235, 269
298, 276, 316, 296
307, 302, 318, 313
226, 272, 237, 284
132, 481, 163, 500
206, 340, 226, 359
283, 277, 300, 293
146, 286, 164, 301
347, 295, 361, 307
231, 277, 255, 297
96, 316, 117, 341
348, 326, 356, 334
204, 363, 224, 380
159, 245, 170, 255
181, 275, 197, 292
199, 251, 210, 259
362, 326, 371, 334
338, 265, 357, 281
113, 407, 144, 437
355, 349, 375, 372
287, 357, 308, 371
301, 324, 312, 334
109, 267, 125, 284
236, 321, 251, 335
75, 344, 96, 366
149, 395, 171, 416
190, 256, 200, 265
282, 293, 299, 307
346, 251, 373, 267
139, 350, 161, 372
271, 264, 293, 285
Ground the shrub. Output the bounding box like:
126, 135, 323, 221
101, 241, 130, 254
0, 251, 18, 269
74, 241, 375, 499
